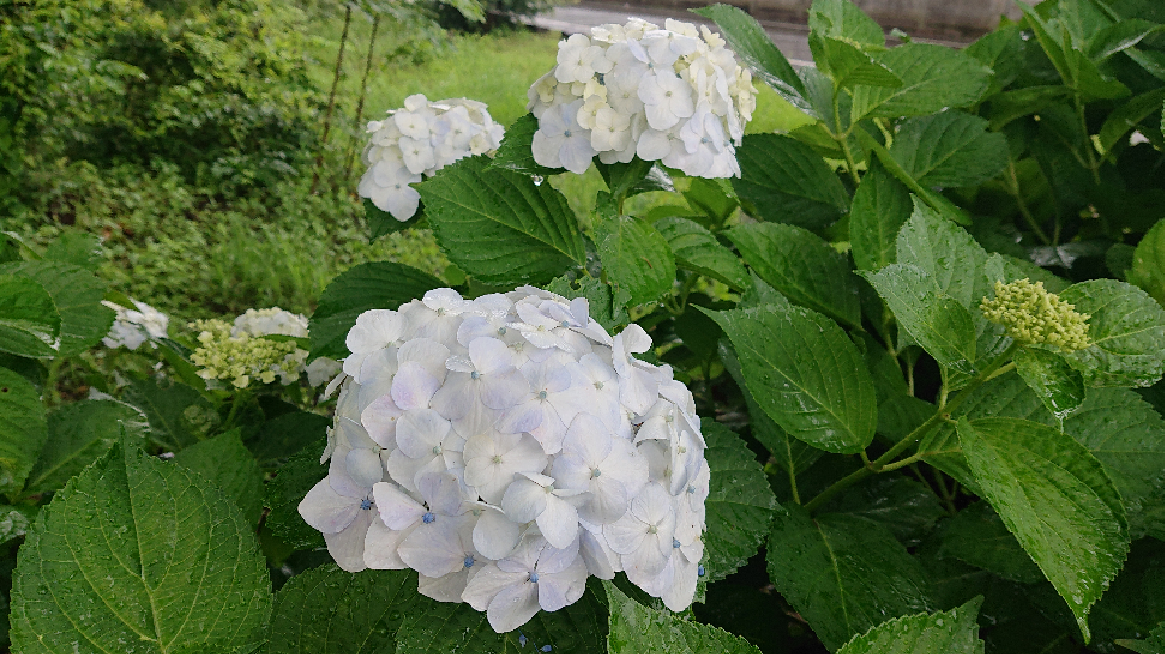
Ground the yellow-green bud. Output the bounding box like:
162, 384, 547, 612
189, 318, 308, 389
980, 279, 1091, 351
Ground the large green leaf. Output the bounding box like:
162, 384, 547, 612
365, 198, 419, 240
863, 264, 977, 373
941, 500, 1043, 584
418, 155, 584, 286
849, 158, 912, 272
732, 134, 851, 230
174, 429, 264, 527
706, 303, 877, 453
268, 564, 425, 653
820, 476, 945, 548
594, 215, 675, 307
766, 505, 932, 651
889, 112, 1009, 188
700, 420, 777, 582
42, 232, 102, 271
691, 4, 808, 107
1059, 279, 1165, 387
895, 200, 990, 309
728, 222, 861, 328
309, 261, 444, 360
545, 273, 629, 333
1014, 347, 1086, 416
1128, 218, 1165, 307
808, 0, 885, 47
1118, 622, 1165, 654
957, 417, 1130, 641
396, 579, 607, 654
836, 598, 984, 654
122, 378, 214, 452
811, 36, 903, 90
1090, 538, 1165, 650
0, 260, 113, 356
654, 216, 750, 292
0, 367, 47, 496
25, 399, 149, 496
605, 581, 761, 654
248, 410, 331, 471
718, 340, 823, 476
0, 274, 60, 358
852, 43, 992, 119
10, 443, 271, 654
265, 440, 328, 550
1098, 89, 1165, 155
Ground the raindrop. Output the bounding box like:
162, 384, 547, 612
533, 176, 544, 187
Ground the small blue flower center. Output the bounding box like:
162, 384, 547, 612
591, 469, 602, 478
673, 539, 681, 549
687, 486, 696, 494
360, 499, 373, 511
698, 565, 706, 577
542, 646, 553, 652
463, 555, 476, 568
538, 390, 548, 400
422, 512, 435, 524
498, 326, 507, 335
528, 572, 540, 584
560, 320, 571, 327
563, 130, 573, 138
471, 371, 480, 380
431, 445, 441, 455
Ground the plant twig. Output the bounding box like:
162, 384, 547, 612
311, 3, 353, 195
344, 13, 380, 185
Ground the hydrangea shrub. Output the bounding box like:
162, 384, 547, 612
2, 1, 1165, 653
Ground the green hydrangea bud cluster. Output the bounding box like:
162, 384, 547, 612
980, 278, 1091, 351
189, 319, 308, 388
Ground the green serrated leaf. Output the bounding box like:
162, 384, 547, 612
837, 598, 984, 654
310, 262, 444, 360
690, 4, 809, 110
488, 113, 566, 178
766, 504, 932, 651
0, 274, 60, 358
41, 232, 102, 271
595, 158, 655, 201
957, 417, 1130, 642
811, 36, 903, 90
594, 215, 675, 307
852, 43, 992, 120
10, 442, 271, 654
122, 378, 214, 452
1129, 218, 1165, 307
605, 580, 761, 654
419, 155, 585, 286
863, 264, 977, 373
25, 399, 149, 496
821, 476, 945, 547
173, 429, 264, 527
265, 440, 327, 550
1117, 622, 1165, 654
1099, 89, 1165, 155
705, 303, 877, 453
396, 578, 607, 654
732, 133, 851, 230
268, 564, 426, 653
248, 410, 331, 471
0, 367, 47, 496
0, 260, 113, 357
1090, 538, 1165, 650
718, 340, 823, 476
1014, 347, 1086, 416
850, 158, 912, 272
700, 420, 777, 582
854, 128, 973, 226
1085, 19, 1162, 60
808, 0, 885, 48
890, 112, 1009, 188
728, 222, 861, 328
941, 500, 1044, 584
965, 24, 1023, 93
365, 198, 420, 240
654, 217, 750, 292
1060, 279, 1165, 387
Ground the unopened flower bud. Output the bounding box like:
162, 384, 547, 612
980, 279, 1091, 351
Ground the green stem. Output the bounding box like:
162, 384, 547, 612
804, 342, 1020, 513
1007, 159, 1051, 246
787, 460, 802, 505
832, 92, 861, 185
1076, 93, 1102, 186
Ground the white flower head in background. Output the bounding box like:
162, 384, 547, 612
528, 18, 755, 177
189, 307, 311, 389
299, 285, 708, 631
101, 299, 170, 350
358, 95, 506, 222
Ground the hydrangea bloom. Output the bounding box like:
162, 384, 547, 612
980, 279, 1091, 351
528, 19, 756, 176
358, 94, 505, 222
101, 299, 169, 350
189, 307, 311, 388
300, 286, 708, 631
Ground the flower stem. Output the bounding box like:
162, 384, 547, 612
803, 342, 1020, 514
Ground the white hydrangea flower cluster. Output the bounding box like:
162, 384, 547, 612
298, 286, 709, 632
189, 307, 314, 389
528, 18, 757, 177
358, 94, 506, 222
231, 307, 309, 339
101, 299, 169, 350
